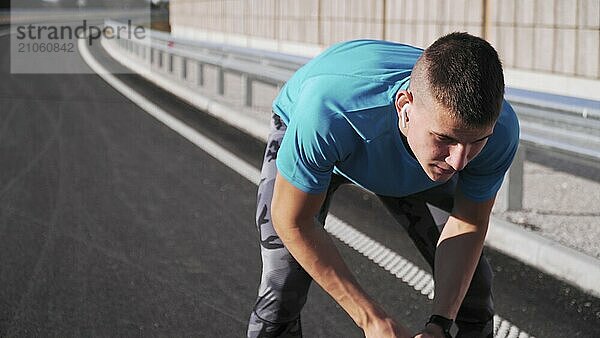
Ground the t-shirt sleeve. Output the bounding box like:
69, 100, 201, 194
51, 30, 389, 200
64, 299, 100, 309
275, 79, 354, 194
458, 100, 521, 201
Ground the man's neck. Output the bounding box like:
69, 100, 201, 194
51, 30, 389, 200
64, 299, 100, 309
399, 129, 417, 160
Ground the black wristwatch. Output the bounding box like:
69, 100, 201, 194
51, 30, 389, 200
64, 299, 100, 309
426, 314, 453, 338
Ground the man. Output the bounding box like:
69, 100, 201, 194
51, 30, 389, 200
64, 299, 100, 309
248, 32, 519, 337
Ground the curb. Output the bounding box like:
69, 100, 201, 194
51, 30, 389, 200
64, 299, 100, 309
100, 37, 600, 299
486, 217, 600, 297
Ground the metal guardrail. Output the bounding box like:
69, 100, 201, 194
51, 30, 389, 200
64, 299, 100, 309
107, 20, 303, 107
505, 88, 600, 121
149, 30, 309, 71
105, 20, 600, 212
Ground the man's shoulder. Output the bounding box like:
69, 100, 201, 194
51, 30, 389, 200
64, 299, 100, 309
273, 39, 419, 123
300, 39, 422, 82
324, 39, 424, 57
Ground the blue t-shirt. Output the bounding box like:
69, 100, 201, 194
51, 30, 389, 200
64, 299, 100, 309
273, 39, 520, 201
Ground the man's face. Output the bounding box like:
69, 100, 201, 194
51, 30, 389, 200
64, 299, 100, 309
400, 92, 495, 182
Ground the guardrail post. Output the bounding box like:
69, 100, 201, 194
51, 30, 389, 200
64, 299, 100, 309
217, 68, 225, 95
182, 57, 187, 80
504, 144, 526, 211
242, 74, 253, 106
150, 47, 154, 65
197, 62, 204, 86
169, 54, 174, 74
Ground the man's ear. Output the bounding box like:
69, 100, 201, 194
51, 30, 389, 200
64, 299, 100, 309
395, 90, 413, 119
395, 90, 413, 114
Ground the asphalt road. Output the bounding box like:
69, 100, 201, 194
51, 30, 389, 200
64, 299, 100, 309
0, 30, 599, 337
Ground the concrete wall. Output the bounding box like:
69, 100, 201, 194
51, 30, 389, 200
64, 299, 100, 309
486, 0, 599, 79
170, 0, 600, 99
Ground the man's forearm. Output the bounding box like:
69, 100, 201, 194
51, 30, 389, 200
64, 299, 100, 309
273, 218, 385, 328
432, 217, 488, 319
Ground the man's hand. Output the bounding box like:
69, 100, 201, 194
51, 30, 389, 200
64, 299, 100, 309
362, 315, 413, 338
413, 323, 448, 338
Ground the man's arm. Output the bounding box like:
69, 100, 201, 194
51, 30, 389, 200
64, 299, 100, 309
271, 172, 411, 337
418, 188, 495, 337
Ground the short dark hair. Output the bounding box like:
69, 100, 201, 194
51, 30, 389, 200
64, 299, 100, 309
410, 32, 504, 128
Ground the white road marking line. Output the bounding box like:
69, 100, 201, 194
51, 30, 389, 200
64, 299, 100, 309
78, 36, 535, 338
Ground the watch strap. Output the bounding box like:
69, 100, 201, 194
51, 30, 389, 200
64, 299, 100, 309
426, 314, 453, 338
